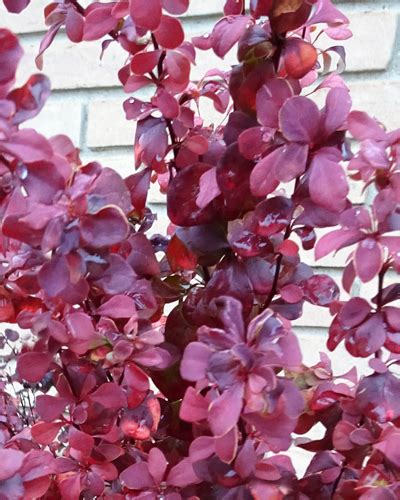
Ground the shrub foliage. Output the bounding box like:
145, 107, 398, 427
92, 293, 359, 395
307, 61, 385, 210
0, 0, 400, 498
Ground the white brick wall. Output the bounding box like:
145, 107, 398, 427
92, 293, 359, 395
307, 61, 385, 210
1, 0, 399, 369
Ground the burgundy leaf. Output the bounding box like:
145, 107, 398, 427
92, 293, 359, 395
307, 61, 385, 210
346, 313, 386, 357
120, 462, 154, 489
69, 427, 94, 456
66, 312, 96, 341
165, 50, 191, 84
338, 297, 371, 328
154, 16, 184, 49
249, 149, 280, 197
88, 167, 132, 214
125, 168, 151, 211
0, 29, 23, 92
279, 96, 320, 143
356, 372, 400, 423
36, 395, 68, 422
197, 167, 221, 209
8, 75, 51, 125
256, 78, 295, 129
255, 196, 293, 236
130, 0, 162, 30
0, 449, 24, 480
250, 0, 273, 17
322, 87, 351, 137
65, 7, 84, 42
309, 155, 349, 212
224, 0, 244, 15
168, 458, 199, 487
155, 88, 179, 119
97, 295, 137, 319
211, 15, 250, 58
302, 275, 340, 307
181, 342, 212, 381
83, 3, 118, 41
354, 238, 383, 282
162, 0, 189, 14
3, 0, 30, 13
94, 254, 136, 294
126, 232, 160, 276
347, 111, 387, 141
315, 228, 364, 260
274, 142, 308, 182
131, 50, 161, 75
180, 387, 208, 422
148, 448, 168, 484
31, 421, 63, 445
167, 163, 218, 226
1, 129, 53, 162
17, 352, 51, 382
235, 440, 257, 479
80, 206, 129, 248
135, 117, 168, 167
167, 234, 197, 271
89, 382, 127, 409
208, 384, 244, 437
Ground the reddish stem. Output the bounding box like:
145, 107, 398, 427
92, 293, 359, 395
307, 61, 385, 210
261, 177, 300, 311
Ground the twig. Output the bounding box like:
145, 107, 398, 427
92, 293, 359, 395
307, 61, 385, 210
260, 177, 300, 311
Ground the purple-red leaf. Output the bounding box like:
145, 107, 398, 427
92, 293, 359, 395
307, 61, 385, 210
17, 352, 51, 382
130, 0, 162, 31
3, 0, 30, 13
309, 155, 349, 212
354, 238, 383, 282
97, 295, 137, 319
89, 382, 127, 409
120, 462, 154, 489
8, 75, 51, 125
279, 96, 320, 143
211, 15, 250, 58
162, 0, 189, 14
0, 449, 24, 480
83, 3, 118, 41
80, 206, 129, 248
208, 384, 244, 437
315, 228, 364, 260
154, 15, 184, 49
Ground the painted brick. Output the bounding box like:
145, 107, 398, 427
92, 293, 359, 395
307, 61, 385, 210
347, 80, 400, 131
319, 11, 398, 72
294, 302, 334, 328
82, 152, 135, 178
185, 0, 222, 17
0, 0, 222, 35
17, 37, 125, 90
189, 9, 399, 79
86, 99, 133, 148
296, 329, 370, 373
23, 100, 82, 146
0, 1, 46, 33
148, 203, 169, 235
357, 269, 399, 302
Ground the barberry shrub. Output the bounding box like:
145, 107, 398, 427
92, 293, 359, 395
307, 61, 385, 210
0, 0, 399, 498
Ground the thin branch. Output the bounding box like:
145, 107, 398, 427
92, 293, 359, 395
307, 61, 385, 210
202, 266, 211, 284
260, 178, 300, 311
376, 266, 386, 311
70, 0, 85, 15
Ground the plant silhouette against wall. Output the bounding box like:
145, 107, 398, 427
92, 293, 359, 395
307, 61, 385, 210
0, 0, 400, 497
